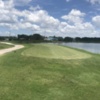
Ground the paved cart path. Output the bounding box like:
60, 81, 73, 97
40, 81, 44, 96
0, 42, 24, 55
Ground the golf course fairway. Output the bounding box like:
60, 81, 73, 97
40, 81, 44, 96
22, 43, 91, 59
1, 43, 100, 100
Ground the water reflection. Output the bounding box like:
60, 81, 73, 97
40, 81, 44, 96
61, 42, 100, 54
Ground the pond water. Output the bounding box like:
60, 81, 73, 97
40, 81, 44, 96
61, 42, 100, 54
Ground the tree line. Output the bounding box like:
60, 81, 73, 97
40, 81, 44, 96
0, 33, 100, 43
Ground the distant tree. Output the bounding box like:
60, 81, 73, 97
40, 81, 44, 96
64, 37, 73, 42
75, 37, 82, 42
30, 34, 44, 41
16, 34, 100, 43
57, 37, 64, 41
0, 36, 5, 41
18, 34, 29, 41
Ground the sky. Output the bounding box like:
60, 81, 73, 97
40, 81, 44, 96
0, 0, 100, 37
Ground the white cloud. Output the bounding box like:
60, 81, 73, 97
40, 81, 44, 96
0, 0, 99, 37
0, 0, 14, 11
0, 1, 60, 35
62, 9, 85, 24
92, 16, 100, 28
29, 5, 41, 11
60, 9, 97, 37
0, 0, 4, 8
58, 22, 95, 37
87, 0, 100, 4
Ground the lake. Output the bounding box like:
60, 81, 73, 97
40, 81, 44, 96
61, 42, 100, 54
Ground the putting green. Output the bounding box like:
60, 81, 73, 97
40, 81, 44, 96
22, 44, 91, 59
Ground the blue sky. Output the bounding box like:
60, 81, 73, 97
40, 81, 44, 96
0, 0, 100, 37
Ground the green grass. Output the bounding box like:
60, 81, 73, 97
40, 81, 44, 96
0, 43, 13, 49
22, 43, 91, 59
0, 43, 100, 100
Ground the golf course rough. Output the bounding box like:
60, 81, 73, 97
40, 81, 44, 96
22, 44, 91, 60
0, 42, 14, 50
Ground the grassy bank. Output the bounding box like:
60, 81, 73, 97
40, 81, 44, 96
0, 42, 14, 49
22, 43, 91, 59
0, 43, 100, 100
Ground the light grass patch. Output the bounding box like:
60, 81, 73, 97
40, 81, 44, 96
77, 72, 100, 86
22, 43, 91, 60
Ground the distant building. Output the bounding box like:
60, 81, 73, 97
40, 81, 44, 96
44, 36, 58, 41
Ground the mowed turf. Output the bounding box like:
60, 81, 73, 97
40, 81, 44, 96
22, 43, 91, 59
0, 43, 13, 49
1, 43, 100, 100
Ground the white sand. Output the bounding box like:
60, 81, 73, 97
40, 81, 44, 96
0, 42, 24, 55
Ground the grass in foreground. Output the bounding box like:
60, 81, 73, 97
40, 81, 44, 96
0, 43, 13, 49
0, 43, 100, 100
